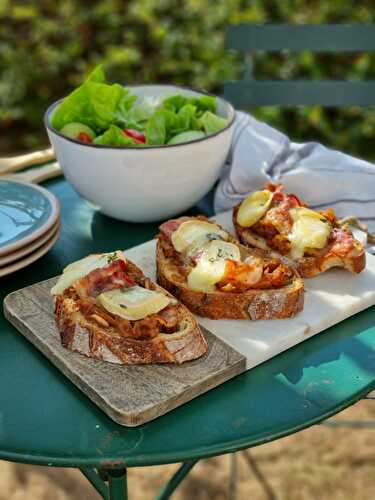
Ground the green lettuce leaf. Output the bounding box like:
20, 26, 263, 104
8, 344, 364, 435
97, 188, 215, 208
93, 125, 136, 146
175, 104, 199, 133
114, 92, 138, 126
145, 109, 168, 145
163, 95, 189, 113
145, 102, 217, 145
199, 111, 228, 134
86, 65, 106, 83
189, 96, 216, 116
134, 97, 160, 121
162, 94, 216, 117
51, 65, 132, 132
118, 96, 159, 131
145, 106, 201, 145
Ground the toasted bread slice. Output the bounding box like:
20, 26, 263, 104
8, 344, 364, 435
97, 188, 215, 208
156, 217, 304, 320
53, 254, 207, 364
233, 185, 366, 278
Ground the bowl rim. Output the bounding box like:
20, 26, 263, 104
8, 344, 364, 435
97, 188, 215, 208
44, 84, 236, 151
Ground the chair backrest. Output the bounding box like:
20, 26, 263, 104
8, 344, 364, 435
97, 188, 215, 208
224, 24, 375, 107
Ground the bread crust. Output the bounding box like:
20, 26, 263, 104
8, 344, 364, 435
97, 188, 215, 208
156, 237, 304, 320
233, 203, 366, 278
54, 259, 208, 364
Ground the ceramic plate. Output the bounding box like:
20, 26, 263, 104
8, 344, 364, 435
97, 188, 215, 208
0, 179, 60, 257
0, 220, 60, 267
0, 227, 60, 278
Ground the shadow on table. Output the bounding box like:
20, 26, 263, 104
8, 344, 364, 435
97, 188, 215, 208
262, 305, 375, 410
90, 211, 159, 253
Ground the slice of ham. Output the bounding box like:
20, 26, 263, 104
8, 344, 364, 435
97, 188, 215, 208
74, 259, 135, 298
70, 259, 182, 340
255, 260, 294, 289
157, 304, 179, 329
131, 305, 180, 339
160, 215, 222, 242
328, 227, 355, 257
132, 315, 161, 339
266, 183, 303, 207
255, 197, 295, 237
217, 258, 292, 292
254, 184, 327, 254
252, 185, 302, 240
159, 217, 190, 240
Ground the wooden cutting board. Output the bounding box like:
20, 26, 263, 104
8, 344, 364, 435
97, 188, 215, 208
4, 277, 246, 427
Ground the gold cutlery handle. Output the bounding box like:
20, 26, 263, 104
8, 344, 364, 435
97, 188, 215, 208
8, 162, 63, 184
0, 147, 55, 175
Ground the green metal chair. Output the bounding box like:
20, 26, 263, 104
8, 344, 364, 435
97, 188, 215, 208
224, 23, 375, 107
221, 24, 375, 497
224, 22, 375, 429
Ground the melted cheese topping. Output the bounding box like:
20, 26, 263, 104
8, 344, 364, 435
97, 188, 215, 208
51, 251, 125, 295
171, 220, 228, 253
98, 286, 172, 321
237, 190, 273, 227
288, 208, 331, 259
187, 240, 241, 292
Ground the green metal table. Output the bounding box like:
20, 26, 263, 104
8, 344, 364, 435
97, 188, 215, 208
1, 178, 375, 500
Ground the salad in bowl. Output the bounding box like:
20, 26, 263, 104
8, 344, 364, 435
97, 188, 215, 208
45, 65, 235, 222
51, 65, 229, 148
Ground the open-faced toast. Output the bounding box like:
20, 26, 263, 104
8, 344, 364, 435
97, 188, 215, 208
51, 251, 207, 364
156, 216, 304, 320
233, 183, 366, 278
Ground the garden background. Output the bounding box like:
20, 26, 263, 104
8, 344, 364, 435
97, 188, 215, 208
1, 0, 375, 158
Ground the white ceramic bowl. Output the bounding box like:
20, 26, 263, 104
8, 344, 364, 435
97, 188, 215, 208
45, 85, 235, 223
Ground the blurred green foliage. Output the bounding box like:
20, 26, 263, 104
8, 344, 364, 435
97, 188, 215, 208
1, 0, 375, 158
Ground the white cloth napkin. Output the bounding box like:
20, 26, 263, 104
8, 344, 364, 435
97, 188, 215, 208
214, 111, 375, 250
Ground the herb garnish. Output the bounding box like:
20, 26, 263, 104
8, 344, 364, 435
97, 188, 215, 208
207, 247, 235, 263
206, 233, 222, 241
106, 252, 119, 264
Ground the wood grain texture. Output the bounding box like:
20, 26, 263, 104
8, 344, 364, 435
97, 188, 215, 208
3, 277, 245, 427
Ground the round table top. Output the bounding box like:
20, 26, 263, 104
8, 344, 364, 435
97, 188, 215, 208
1, 178, 375, 469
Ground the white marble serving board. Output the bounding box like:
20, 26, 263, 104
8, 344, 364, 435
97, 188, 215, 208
125, 211, 375, 370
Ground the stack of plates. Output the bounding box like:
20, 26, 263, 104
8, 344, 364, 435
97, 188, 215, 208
0, 179, 60, 277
